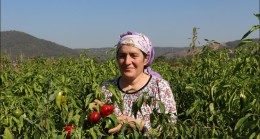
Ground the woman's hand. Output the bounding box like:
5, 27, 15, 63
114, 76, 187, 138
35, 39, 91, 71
93, 99, 104, 110
108, 116, 144, 134
93, 99, 144, 134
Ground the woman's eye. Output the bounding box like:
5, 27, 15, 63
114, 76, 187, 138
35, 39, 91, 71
131, 54, 139, 58
118, 54, 125, 58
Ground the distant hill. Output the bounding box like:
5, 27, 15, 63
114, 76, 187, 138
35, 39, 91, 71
1, 31, 79, 59
163, 38, 259, 58
1, 30, 259, 60
0, 30, 191, 59
74, 47, 189, 58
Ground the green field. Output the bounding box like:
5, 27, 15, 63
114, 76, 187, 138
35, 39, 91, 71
0, 16, 259, 139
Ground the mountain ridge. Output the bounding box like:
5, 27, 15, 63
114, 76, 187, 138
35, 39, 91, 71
1, 30, 79, 59
1, 30, 259, 60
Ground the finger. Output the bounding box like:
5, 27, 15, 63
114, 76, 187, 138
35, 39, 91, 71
108, 122, 123, 134
89, 102, 97, 110
117, 116, 124, 121
117, 116, 132, 123
94, 99, 104, 106
92, 104, 97, 110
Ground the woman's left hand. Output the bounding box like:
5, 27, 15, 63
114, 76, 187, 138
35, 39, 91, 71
108, 116, 144, 134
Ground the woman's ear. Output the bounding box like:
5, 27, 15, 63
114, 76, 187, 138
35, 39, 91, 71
144, 54, 150, 66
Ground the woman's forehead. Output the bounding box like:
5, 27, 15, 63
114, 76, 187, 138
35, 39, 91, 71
118, 45, 143, 53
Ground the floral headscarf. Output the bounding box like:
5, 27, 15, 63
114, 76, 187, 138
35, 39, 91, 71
116, 31, 162, 79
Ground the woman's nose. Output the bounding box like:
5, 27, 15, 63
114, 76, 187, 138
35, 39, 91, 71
124, 55, 132, 65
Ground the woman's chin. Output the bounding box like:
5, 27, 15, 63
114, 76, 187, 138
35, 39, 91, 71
122, 73, 135, 79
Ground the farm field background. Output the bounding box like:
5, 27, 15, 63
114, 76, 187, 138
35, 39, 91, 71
0, 17, 259, 138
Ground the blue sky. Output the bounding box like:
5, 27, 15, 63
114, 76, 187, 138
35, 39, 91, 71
1, 0, 259, 48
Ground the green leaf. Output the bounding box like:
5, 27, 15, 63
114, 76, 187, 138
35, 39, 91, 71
249, 132, 256, 139
72, 114, 81, 125
256, 133, 260, 139
137, 94, 145, 108
234, 113, 252, 131
209, 114, 214, 122
94, 126, 105, 137
33, 82, 42, 92
133, 129, 140, 138
237, 39, 254, 47
54, 91, 64, 110
254, 13, 260, 20
89, 127, 98, 139
108, 84, 123, 111
106, 114, 120, 127
157, 100, 166, 113
209, 103, 214, 114
186, 107, 196, 117
85, 93, 94, 108
2, 128, 15, 139
48, 92, 57, 102
186, 100, 199, 116
79, 112, 87, 127
61, 75, 66, 83
109, 86, 119, 100
119, 123, 128, 136
241, 25, 260, 40
104, 117, 113, 129
54, 135, 65, 139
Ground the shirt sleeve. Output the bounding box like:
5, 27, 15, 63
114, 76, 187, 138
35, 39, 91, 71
100, 80, 114, 103
155, 79, 178, 123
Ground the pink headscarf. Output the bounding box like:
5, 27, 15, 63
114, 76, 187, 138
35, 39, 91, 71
116, 31, 162, 79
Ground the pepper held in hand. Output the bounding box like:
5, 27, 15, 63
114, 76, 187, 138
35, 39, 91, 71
88, 111, 101, 123
100, 104, 114, 118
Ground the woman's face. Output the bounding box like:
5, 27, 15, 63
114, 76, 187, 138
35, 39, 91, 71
117, 45, 149, 80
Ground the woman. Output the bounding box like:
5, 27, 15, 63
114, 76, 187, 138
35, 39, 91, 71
94, 31, 177, 136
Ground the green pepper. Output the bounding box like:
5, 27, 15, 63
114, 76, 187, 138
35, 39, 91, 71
13, 108, 23, 118
56, 91, 67, 109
